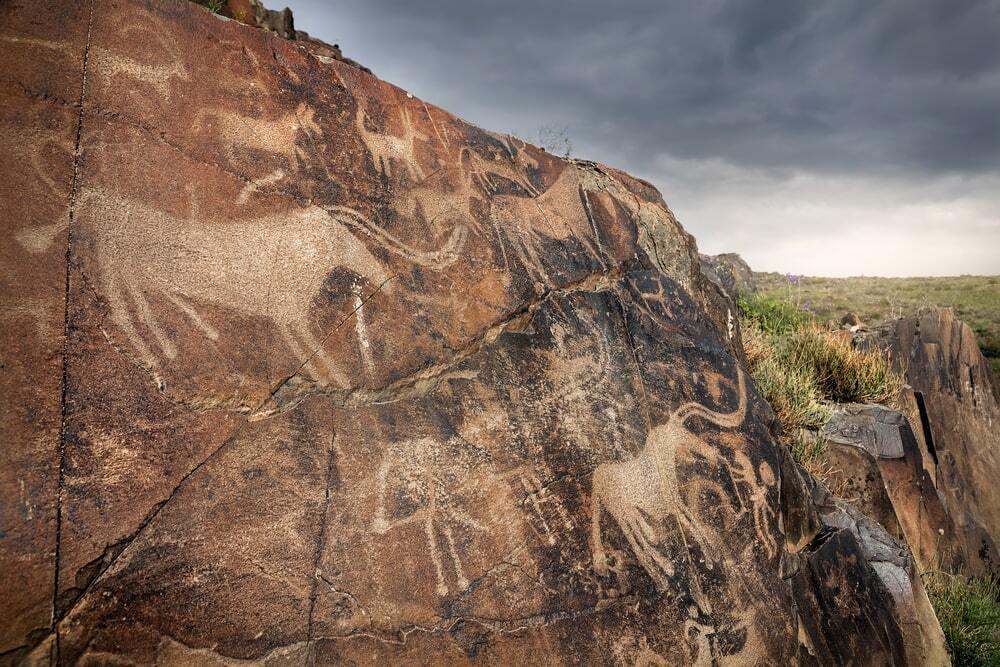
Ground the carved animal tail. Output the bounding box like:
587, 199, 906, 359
673, 364, 747, 429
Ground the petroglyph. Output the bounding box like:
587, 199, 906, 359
91, 27, 189, 100
323, 204, 467, 270
589, 366, 748, 592
193, 103, 320, 167
236, 169, 286, 205
352, 283, 375, 378
12, 138, 72, 253
372, 437, 492, 597
356, 98, 428, 182
84, 190, 392, 386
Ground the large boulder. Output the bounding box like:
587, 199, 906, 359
817, 404, 992, 576
788, 465, 949, 667
861, 309, 1000, 576
0, 0, 944, 664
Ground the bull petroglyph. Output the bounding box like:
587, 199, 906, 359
85, 191, 392, 387
372, 437, 491, 597
589, 366, 748, 595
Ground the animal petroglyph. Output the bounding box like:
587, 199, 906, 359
355, 98, 428, 183
91, 27, 189, 100
512, 469, 575, 547
324, 205, 467, 270
85, 190, 393, 387
589, 366, 748, 595
12, 138, 72, 254
372, 437, 492, 597
193, 103, 320, 167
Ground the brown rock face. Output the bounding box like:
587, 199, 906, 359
1, 1, 944, 664
866, 309, 1000, 577
816, 404, 984, 577
699, 252, 756, 299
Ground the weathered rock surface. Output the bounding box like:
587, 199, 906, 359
862, 309, 1000, 577
699, 252, 756, 299
817, 404, 980, 576
788, 466, 949, 667
2, 0, 946, 664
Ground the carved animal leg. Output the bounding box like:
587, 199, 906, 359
627, 510, 676, 580
282, 322, 349, 388
106, 277, 161, 376
126, 281, 177, 360
677, 506, 718, 569
522, 475, 556, 546
619, 510, 669, 590
440, 521, 470, 591
590, 487, 610, 575
296, 324, 348, 388
683, 618, 716, 667
165, 291, 219, 341
425, 519, 449, 597
671, 513, 714, 616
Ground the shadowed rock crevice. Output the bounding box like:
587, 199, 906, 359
51, 2, 96, 663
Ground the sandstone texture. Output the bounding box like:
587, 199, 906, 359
1, 1, 947, 664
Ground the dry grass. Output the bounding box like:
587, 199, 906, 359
783, 325, 903, 406
740, 297, 904, 493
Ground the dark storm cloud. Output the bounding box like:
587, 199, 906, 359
284, 0, 1000, 275
287, 0, 1000, 175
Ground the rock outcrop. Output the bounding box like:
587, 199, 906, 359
699, 252, 756, 300
862, 309, 1000, 577
1, 0, 946, 664
218, 0, 370, 71
816, 404, 982, 576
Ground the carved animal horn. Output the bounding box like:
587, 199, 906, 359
673, 364, 747, 429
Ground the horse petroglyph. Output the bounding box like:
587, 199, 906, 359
372, 437, 492, 597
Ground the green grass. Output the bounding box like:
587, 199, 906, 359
755, 273, 1000, 375
739, 296, 902, 472
782, 327, 902, 405
924, 572, 1000, 666
193, 0, 226, 13
737, 293, 810, 336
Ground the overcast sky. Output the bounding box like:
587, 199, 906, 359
285, 0, 1000, 276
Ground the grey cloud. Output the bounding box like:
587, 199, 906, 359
284, 0, 1000, 274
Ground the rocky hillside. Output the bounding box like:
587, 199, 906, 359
0, 1, 986, 664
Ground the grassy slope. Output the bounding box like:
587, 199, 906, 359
754, 274, 1000, 375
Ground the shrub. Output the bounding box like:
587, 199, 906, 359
193, 0, 226, 13
782, 326, 903, 405
750, 353, 832, 432
738, 294, 809, 336
924, 572, 1000, 666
